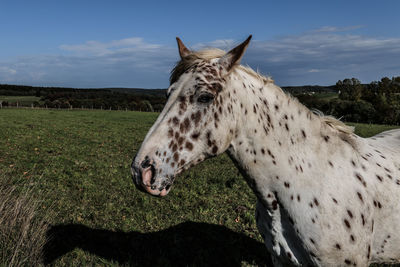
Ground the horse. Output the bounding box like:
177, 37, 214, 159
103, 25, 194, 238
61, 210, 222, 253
131, 35, 400, 266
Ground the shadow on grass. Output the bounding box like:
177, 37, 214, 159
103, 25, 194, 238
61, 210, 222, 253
43, 221, 272, 266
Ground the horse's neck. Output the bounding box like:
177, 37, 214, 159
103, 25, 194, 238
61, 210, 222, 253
226, 69, 335, 192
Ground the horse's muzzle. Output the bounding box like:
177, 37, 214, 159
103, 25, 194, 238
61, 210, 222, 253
131, 155, 170, 197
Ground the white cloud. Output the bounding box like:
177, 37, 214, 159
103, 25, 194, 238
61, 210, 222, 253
0, 29, 399, 88
312, 25, 363, 33
244, 29, 400, 85
0, 66, 17, 75
192, 39, 235, 51
308, 69, 320, 73
59, 37, 162, 56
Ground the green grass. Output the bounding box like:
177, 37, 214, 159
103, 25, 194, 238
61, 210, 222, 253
0, 95, 42, 106
311, 92, 338, 101
348, 122, 400, 137
0, 108, 398, 266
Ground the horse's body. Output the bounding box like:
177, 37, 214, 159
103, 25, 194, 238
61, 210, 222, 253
131, 36, 400, 266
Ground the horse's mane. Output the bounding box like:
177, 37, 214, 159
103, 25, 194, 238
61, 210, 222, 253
311, 109, 354, 134
170, 48, 273, 85
170, 48, 354, 135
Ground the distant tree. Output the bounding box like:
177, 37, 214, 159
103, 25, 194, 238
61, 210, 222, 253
141, 100, 154, 112
362, 81, 379, 103
352, 100, 376, 123
378, 77, 392, 97
153, 103, 165, 112
337, 78, 362, 101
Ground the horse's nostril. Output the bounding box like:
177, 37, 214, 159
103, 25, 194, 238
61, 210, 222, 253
139, 157, 157, 186
141, 157, 151, 169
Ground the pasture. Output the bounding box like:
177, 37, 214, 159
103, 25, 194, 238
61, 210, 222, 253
0, 108, 399, 266
0, 95, 42, 106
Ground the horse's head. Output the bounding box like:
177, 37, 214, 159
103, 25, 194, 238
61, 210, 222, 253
131, 35, 252, 196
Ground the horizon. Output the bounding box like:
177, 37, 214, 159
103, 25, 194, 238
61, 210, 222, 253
0, 1, 399, 88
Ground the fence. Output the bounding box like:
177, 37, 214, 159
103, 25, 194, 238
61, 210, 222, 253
0, 102, 159, 112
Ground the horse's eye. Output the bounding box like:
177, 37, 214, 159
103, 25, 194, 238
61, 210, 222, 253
197, 93, 215, 103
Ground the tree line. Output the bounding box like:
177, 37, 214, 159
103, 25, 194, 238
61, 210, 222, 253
2, 77, 400, 125
0, 84, 167, 112
296, 76, 400, 125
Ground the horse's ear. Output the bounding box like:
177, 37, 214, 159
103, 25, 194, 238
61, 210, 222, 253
176, 37, 191, 59
219, 35, 252, 71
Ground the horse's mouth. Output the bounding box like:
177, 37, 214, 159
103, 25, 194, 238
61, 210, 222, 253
131, 162, 174, 197
142, 183, 172, 197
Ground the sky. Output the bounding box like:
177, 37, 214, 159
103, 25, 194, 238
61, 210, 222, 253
0, 0, 399, 88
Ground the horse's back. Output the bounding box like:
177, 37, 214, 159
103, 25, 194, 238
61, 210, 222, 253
367, 128, 400, 152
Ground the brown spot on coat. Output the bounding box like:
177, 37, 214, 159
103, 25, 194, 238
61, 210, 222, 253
191, 132, 200, 139
172, 117, 179, 126
185, 142, 193, 151
357, 192, 364, 203
191, 111, 202, 126
168, 129, 174, 138
173, 152, 179, 162
172, 144, 178, 152
355, 173, 367, 187
347, 210, 353, 218
180, 118, 191, 133
344, 219, 351, 229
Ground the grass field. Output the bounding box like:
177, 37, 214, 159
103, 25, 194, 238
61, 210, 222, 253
0, 95, 42, 106
0, 108, 399, 266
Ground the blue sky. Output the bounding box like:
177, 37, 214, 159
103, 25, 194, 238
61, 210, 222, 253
0, 0, 399, 88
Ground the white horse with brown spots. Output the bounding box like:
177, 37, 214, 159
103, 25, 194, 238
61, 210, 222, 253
131, 36, 400, 266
